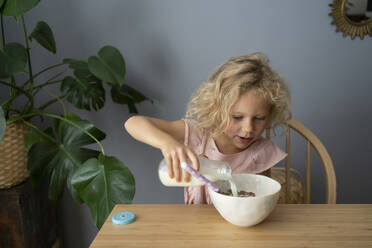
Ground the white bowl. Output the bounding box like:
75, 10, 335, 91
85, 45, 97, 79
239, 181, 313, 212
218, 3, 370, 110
208, 174, 281, 227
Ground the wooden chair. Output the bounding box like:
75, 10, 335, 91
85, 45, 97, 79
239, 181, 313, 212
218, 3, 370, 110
266, 119, 337, 204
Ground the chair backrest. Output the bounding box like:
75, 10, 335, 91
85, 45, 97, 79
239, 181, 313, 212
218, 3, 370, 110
266, 119, 337, 204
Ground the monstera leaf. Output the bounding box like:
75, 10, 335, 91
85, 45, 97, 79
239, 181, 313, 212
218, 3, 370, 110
62, 59, 106, 110
64, 58, 89, 71
61, 75, 105, 111
88, 46, 125, 86
27, 115, 105, 203
0, 43, 28, 78
24, 126, 53, 151
71, 154, 135, 229
111, 84, 150, 113
30, 21, 56, 54
1, 0, 40, 17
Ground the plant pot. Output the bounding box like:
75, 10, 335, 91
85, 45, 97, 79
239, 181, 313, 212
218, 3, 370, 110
0, 123, 29, 189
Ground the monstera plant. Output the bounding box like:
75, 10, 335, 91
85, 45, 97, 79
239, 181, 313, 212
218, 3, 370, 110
0, 0, 149, 228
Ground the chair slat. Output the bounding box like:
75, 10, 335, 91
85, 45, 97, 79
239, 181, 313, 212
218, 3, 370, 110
266, 128, 271, 140
265, 129, 272, 178
287, 119, 337, 204
268, 119, 337, 204
306, 141, 311, 203
285, 126, 290, 203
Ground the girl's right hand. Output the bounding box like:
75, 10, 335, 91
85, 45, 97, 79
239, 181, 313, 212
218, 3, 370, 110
160, 140, 199, 183
125, 116, 195, 182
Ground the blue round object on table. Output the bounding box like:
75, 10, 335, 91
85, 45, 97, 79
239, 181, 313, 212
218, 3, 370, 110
112, 212, 135, 225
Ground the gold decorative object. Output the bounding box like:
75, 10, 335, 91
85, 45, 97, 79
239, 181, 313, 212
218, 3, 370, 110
329, 0, 372, 40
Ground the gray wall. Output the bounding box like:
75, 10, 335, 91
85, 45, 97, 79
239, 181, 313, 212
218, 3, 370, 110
3, 0, 372, 247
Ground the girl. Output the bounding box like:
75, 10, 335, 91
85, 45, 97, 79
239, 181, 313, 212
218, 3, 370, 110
125, 53, 291, 204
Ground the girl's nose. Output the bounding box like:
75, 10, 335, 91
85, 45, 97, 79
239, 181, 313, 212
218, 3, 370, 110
241, 121, 253, 133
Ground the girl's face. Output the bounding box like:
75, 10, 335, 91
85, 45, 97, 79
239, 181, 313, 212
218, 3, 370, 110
217, 90, 270, 154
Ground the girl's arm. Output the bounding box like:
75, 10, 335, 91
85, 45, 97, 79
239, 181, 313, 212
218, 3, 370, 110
124, 116, 199, 182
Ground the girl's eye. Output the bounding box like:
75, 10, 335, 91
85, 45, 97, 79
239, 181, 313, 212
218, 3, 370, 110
232, 116, 243, 120
255, 116, 266, 121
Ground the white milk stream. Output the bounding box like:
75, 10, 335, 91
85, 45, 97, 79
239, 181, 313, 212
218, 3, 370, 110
228, 176, 239, 197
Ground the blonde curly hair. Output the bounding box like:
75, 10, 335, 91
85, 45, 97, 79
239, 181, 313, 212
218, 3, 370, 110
185, 53, 291, 137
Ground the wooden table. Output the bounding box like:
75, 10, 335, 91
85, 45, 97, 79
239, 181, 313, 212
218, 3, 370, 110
90, 204, 372, 248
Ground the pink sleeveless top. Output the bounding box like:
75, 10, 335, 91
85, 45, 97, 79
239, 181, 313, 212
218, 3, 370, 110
183, 119, 287, 204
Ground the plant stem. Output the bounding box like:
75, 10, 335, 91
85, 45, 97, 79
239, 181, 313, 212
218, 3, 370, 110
21, 119, 56, 144
0, 13, 14, 118
32, 67, 68, 95
38, 95, 65, 111
23, 63, 65, 87
1, 79, 13, 117
21, 15, 34, 95
9, 76, 17, 108
7, 108, 22, 115
1, 13, 5, 50
33, 80, 62, 95
45, 67, 69, 82
6, 112, 105, 155
40, 88, 67, 116
0, 80, 34, 111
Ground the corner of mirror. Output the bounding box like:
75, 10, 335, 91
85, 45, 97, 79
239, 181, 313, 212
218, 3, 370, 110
329, 0, 372, 40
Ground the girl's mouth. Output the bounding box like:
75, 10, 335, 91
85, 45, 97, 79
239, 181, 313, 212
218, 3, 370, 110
238, 136, 253, 143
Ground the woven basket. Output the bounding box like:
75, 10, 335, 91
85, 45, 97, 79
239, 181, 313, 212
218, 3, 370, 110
0, 123, 30, 189
271, 167, 305, 204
